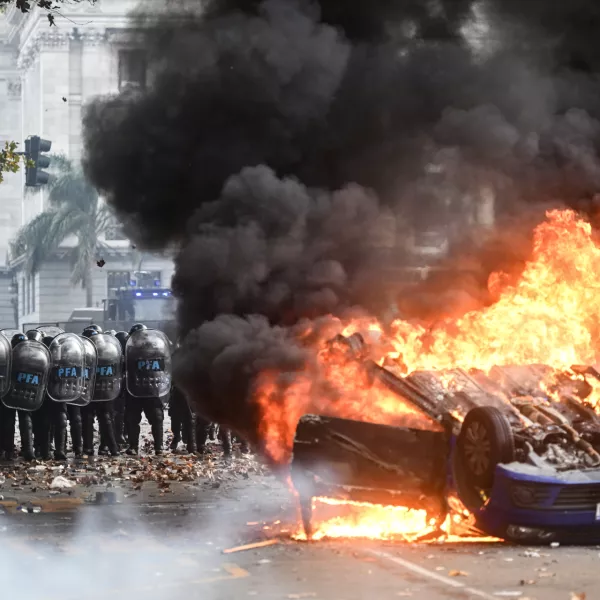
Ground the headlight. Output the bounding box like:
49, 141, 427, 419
510, 484, 538, 506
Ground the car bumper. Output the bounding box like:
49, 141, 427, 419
475, 464, 600, 543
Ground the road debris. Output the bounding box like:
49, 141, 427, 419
50, 476, 75, 490
222, 539, 280, 554
448, 570, 468, 577
571, 593, 587, 600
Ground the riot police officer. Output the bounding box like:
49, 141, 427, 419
0, 334, 36, 461
37, 335, 84, 460
81, 327, 120, 457
113, 331, 129, 447
124, 323, 166, 456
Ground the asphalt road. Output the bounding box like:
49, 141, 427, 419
0, 477, 596, 600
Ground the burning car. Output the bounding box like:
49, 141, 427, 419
291, 333, 600, 544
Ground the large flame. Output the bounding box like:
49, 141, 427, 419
255, 209, 600, 540
292, 497, 502, 543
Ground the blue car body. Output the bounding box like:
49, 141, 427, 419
446, 436, 600, 543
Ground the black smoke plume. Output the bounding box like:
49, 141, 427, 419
82, 0, 600, 451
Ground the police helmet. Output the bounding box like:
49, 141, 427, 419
42, 336, 54, 347
87, 324, 103, 334
106, 329, 117, 336
129, 323, 147, 335
11, 333, 26, 348
115, 331, 129, 350
82, 327, 100, 338
25, 329, 44, 343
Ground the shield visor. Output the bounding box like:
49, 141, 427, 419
3, 340, 50, 411
91, 333, 123, 401
125, 329, 172, 398
47, 333, 85, 403
70, 336, 97, 406
0, 333, 11, 398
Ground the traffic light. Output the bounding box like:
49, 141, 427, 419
25, 135, 52, 187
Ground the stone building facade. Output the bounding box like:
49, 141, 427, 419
0, 0, 173, 329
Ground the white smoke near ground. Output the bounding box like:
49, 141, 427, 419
0, 475, 294, 600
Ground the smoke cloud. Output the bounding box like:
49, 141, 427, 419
82, 0, 600, 450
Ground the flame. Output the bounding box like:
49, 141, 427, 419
254, 209, 600, 541
294, 497, 433, 541
256, 209, 600, 462
292, 497, 502, 543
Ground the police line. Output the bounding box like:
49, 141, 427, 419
0, 325, 172, 411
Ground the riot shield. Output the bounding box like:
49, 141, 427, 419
125, 329, 172, 399
69, 336, 97, 406
46, 333, 85, 403
0, 333, 11, 399
37, 326, 64, 338
91, 333, 123, 401
3, 340, 50, 411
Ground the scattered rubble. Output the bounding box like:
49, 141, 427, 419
0, 448, 269, 499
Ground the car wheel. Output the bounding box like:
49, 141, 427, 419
456, 406, 515, 499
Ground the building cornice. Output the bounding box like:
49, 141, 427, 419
8, 1, 152, 71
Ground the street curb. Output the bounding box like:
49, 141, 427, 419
0, 497, 84, 513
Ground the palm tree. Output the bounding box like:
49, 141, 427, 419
10, 155, 112, 307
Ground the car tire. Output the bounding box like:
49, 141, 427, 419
456, 406, 515, 492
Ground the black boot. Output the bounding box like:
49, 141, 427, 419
126, 411, 140, 455
98, 406, 120, 457
68, 407, 83, 458
151, 408, 164, 456
82, 408, 95, 456
220, 427, 232, 458
18, 412, 35, 462
183, 414, 197, 454
1, 407, 16, 461
195, 418, 210, 454
114, 411, 126, 446
40, 428, 53, 461
54, 425, 67, 461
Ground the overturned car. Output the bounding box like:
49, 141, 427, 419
291, 333, 600, 544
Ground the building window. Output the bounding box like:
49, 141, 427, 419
20, 277, 25, 316
31, 275, 36, 313
107, 271, 131, 298
118, 50, 147, 91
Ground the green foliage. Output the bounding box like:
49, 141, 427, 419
11, 156, 112, 305
0, 141, 26, 183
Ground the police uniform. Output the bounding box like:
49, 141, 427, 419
36, 335, 84, 460
81, 326, 119, 457
0, 334, 36, 461
124, 324, 165, 456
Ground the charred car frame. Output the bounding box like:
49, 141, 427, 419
291, 334, 600, 544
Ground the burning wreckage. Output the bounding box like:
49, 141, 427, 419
291, 332, 600, 545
